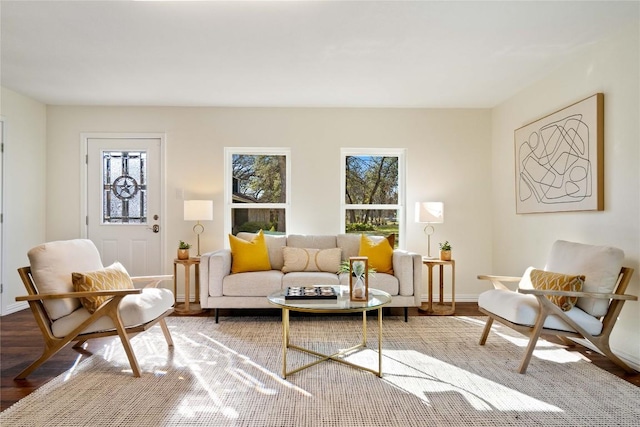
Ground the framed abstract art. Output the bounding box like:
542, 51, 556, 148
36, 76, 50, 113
514, 93, 604, 214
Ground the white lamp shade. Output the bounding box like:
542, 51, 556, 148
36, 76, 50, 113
415, 202, 444, 223
184, 200, 213, 221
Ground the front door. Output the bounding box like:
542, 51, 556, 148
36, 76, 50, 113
86, 135, 163, 276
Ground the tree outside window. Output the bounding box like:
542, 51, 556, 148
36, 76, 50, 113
226, 148, 290, 235
342, 149, 405, 247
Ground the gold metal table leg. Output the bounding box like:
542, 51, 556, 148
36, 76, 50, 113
378, 307, 383, 377
280, 308, 384, 379
362, 311, 367, 346
282, 308, 289, 379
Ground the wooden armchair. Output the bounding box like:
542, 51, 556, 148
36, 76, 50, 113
15, 239, 175, 379
477, 240, 637, 374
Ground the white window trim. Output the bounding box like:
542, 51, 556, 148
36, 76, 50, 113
224, 147, 291, 246
340, 148, 406, 248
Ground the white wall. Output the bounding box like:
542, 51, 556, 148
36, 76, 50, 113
0, 87, 47, 315
45, 106, 493, 301
491, 23, 640, 366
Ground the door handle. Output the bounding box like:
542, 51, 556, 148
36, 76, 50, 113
149, 224, 160, 233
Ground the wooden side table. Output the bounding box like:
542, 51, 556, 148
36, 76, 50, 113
420, 258, 455, 315
173, 257, 203, 315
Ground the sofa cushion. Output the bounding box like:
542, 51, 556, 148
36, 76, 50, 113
223, 270, 283, 296
545, 240, 623, 317
287, 234, 337, 250
28, 239, 104, 321
478, 288, 603, 336
237, 232, 286, 271
229, 230, 272, 273
281, 247, 342, 273
359, 234, 394, 274
71, 262, 134, 313
283, 272, 340, 287
337, 234, 361, 260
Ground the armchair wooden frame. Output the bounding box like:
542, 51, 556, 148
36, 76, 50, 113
15, 267, 175, 380
478, 267, 636, 374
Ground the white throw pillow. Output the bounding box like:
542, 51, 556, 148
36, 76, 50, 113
544, 240, 623, 317
281, 247, 342, 273
28, 239, 104, 321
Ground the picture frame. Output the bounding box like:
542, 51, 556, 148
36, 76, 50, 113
514, 93, 604, 214
349, 256, 369, 302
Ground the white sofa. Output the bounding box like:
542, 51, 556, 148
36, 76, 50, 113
199, 233, 423, 322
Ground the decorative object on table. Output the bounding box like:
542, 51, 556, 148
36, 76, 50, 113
514, 93, 604, 214
415, 201, 444, 259
177, 240, 191, 260
439, 241, 452, 261
284, 286, 338, 301
349, 256, 369, 301
184, 199, 213, 256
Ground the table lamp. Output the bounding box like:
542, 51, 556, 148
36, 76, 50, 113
415, 201, 444, 259
184, 200, 213, 256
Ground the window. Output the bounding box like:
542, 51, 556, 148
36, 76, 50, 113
102, 150, 147, 224
225, 148, 291, 236
341, 148, 406, 247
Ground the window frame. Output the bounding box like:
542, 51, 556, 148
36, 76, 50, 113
224, 147, 291, 242
340, 148, 406, 248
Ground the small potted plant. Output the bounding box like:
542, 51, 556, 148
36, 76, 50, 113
178, 240, 191, 260
439, 241, 452, 261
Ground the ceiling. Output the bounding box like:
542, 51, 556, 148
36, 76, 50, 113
1, 1, 638, 108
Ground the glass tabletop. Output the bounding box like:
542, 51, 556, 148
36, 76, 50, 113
268, 285, 391, 313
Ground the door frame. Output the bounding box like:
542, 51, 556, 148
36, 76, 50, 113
0, 118, 4, 314
80, 132, 167, 271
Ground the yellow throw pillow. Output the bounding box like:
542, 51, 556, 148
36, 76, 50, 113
71, 262, 134, 314
359, 234, 394, 274
229, 229, 272, 273
530, 269, 585, 311
281, 247, 342, 273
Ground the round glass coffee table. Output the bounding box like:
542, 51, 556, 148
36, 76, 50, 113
267, 285, 391, 378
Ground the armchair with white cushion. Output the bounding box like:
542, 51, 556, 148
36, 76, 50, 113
15, 239, 175, 379
477, 240, 637, 374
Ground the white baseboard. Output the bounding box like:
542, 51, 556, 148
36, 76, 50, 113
570, 338, 640, 372
3, 301, 28, 315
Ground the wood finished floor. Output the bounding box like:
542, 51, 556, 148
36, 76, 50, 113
2, 303, 638, 411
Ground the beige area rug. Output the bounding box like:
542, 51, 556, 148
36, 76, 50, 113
2, 315, 639, 426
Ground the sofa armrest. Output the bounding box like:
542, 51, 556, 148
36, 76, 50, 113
392, 250, 422, 300
199, 249, 232, 300
131, 275, 173, 289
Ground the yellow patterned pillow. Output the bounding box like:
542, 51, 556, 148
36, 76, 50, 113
530, 269, 585, 311
359, 234, 394, 274
72, 262, 134, 314
229, 229, 272, 273
281, 247, 342, 273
